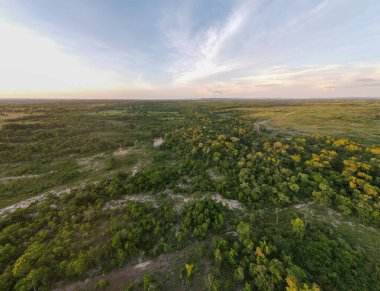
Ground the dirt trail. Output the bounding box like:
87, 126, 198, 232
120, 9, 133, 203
113, 146, 134, 156
256, 111, 298, 125
0, 185, 81, 217
0, 144, 144, 217
0, 171, 55, 182
102, 191, 245, 213
0, 180, 100, 217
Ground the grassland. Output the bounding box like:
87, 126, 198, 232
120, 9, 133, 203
0, 99, 379, 290
229, 99, 380, 145
0, 101, 184, 208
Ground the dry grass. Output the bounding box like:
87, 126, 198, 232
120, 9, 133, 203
230, 99, 380, 145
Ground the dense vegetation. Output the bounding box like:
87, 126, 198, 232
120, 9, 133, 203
210, 223, 376, 290
164, 112, 380, 225
0, 100, 379, 290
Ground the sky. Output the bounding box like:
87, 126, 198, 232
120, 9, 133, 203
0, 0, 380, 99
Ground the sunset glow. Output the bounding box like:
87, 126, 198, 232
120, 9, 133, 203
0, 0, 379, 99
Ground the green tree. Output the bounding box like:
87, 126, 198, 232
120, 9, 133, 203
291, 218, 305, 238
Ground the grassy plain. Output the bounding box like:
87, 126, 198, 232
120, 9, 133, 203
229, 99, 380, 145
0, 101, 182, 208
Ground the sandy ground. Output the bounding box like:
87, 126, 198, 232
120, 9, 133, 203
102, 194, 157, 210
113, 146, 134, 156
153, 137, 164, 147
0, 171, 55, 182
0, 145, 144, 217
293, 202, 379, 233
0, 181, 96, 217
53, 243, 197, 291
101, 190, 245, 213
210, 193, 245, 211
166, 190, 244, 212
207, 169, 224, 182
0, 187, 72, 216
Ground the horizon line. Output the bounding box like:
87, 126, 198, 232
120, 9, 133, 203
1, 96, 380, 104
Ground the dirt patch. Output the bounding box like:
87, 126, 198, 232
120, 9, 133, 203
77, 153, 107, 172
113, 146, 134, 157
293, 203, 307, 209
166, 191, 244, 212
177, 182, 191, 190
153, 137, 164, 147
176, 176, 192, 190
133, 260, 152, 270
54, 243, 197, 291
113, 148, 129, 156
293, 202, 380, 234
102, 195, 157, 211
210, 193, 244, 211
167, 193, 193, 212
207, 169, 224, 182
132, 162, 142, 176
131, 152, 149, 176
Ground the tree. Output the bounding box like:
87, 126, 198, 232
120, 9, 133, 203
236, 221, 250, 239
291, 218, 305, 238
234, 266, 245, 281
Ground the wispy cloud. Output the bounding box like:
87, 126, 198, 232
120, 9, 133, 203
163, 1, 253, 83
214, 63, 380, 97
233, 65, 345, 86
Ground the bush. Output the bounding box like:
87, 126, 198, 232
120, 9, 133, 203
97, 278, 109, 289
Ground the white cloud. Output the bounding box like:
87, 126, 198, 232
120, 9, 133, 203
233, 63, 380, 88
0, 20, 124, 95
164, 1, 252, 84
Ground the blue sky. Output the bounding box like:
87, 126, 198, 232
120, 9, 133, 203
0, 0, 380, 98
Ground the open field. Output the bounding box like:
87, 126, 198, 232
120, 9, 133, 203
226, 99, 380, 145
0, 101, 183, 208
